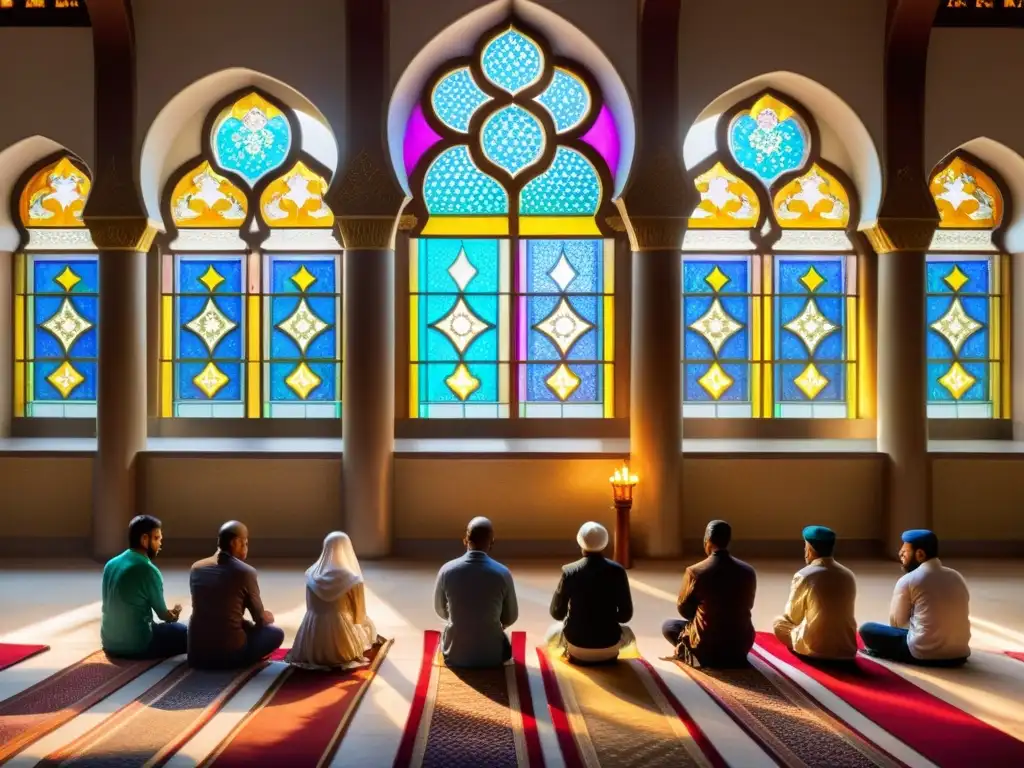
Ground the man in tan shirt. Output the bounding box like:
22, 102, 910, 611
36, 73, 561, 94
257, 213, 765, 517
773, 526, 858, 662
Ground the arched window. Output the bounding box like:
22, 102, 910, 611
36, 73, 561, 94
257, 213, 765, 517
14, 154, 98, 419
160, 91, 342, 419
682, 93, 860, 419
403, 24, 619, 418
926, 154, 1008, 419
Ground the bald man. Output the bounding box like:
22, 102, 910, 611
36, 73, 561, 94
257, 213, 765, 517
187, 521, 284, 669
433, 517, 519, 667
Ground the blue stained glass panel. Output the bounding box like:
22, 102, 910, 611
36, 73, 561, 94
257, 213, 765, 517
684, 363, 750, 402
422, 239, 499, 294
481, 105, 545, 176
519, 147, 602, 215
535, 69, 591, 133
432, 67, 492, 133
213, 109, 292, 184
927, 361, 987, 402
778, 362, 844, 402
926, 260, 990, 294
423, 146, 509, 215
34, 361, 97, 401
177, 362, 243, 400
526, 363, 599, 402
728, 110, 808, 185
481, 28, 543, 95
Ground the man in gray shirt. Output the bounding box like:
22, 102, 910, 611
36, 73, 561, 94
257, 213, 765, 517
434, 517, 518, 667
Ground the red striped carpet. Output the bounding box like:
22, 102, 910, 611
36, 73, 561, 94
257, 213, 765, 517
1006, 651, 1024, 664
0, 643, 49, 671
755, 632, 1024, 766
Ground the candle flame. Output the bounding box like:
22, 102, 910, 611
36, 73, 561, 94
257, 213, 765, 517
610, 462, 638, 485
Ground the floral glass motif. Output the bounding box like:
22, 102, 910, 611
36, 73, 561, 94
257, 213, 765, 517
432, 67, 492, 133
688, 162, 760, 229
19, 157, 91, 228
519, 147, 602, 217
728, 95, 809, 186
481, 105, 546, 176
930, 156, 1003, 229
16, 256, 98, 417
481, 27, 544, 95
260, 162, 334, 228
772, 164, 850, 228
212, 93, 292, 185
535, 68, 591, 133
171, 161, 248, 228
422, 146, 509, 216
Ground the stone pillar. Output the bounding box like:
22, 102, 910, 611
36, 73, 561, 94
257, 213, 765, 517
867, 220, 934, 549
0, 251, 11, 437
626, 216, 687, 558
86, 217, 157, 559
338, 216, 396, 558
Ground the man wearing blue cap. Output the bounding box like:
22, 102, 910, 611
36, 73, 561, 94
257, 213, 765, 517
858, 529, 971, 666
773, 526, 858, 661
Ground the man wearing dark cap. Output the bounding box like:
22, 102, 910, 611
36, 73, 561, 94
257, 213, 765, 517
661, 520, 756, 668
433, 516, 519, 667
187, 521, 284, 669
859, 529, 971, 666
773, 526, 858, 661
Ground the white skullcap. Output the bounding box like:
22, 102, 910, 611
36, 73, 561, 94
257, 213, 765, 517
577, 521, 609, 553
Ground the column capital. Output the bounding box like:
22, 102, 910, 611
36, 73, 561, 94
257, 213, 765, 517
864, 217, 937, 255
617, 209, 688, 253
335, 215, 401, 250
84, 216, 159, 252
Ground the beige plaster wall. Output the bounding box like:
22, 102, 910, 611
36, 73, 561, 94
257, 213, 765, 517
0, 28, 94, 164
0, 456, 92, 548
933, 458, 1024, 544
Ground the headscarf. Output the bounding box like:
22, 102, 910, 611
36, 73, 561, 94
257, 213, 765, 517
306, 531, 363, 602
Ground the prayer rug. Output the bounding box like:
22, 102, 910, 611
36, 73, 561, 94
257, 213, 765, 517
203, 638, 393, 767
394, 630, 542, 768
1006, 651, 1024, 664
755, 633, 1024, 766
0, 651, 161, 763
40, 663, 261, 767
0, 643, 49, 671
538, 648, 725, 768
673, 654, 903, 767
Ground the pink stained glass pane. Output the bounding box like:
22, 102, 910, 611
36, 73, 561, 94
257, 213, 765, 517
580, 105, 620, 179
404, 104, 443, 177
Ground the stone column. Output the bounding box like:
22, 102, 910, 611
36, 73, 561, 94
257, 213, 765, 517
86, 217, 157, 559
626, 216, 687, 558
867, 220, 934, 549
338, 216, 396, 558
0, 251, 11, 437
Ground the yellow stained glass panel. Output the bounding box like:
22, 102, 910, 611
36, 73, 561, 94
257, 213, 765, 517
518, 216, 601, 236
772, 164, 850, 229
421, 216, 509, 236
19, 157, 91, 228
930, 156, 1003, 229
170, 161, 248, 229
259, 161, 335, 228
688, 162, 759, 229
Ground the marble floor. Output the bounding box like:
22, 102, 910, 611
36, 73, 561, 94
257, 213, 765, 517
2, 557, 1023, 766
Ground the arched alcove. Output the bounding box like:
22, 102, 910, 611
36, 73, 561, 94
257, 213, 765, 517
139, 68, 339, 229
683, 72, 882, 229
949, 138, 1024, 255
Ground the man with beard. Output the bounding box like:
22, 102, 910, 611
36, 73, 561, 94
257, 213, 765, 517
101, 515, 186, 658
859, 529, 971, 666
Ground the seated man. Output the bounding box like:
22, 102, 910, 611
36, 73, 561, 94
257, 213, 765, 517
187, 521, 284, 669
662, 520, 755, 669
434, 517, 518, 667
101, 515, 186, 658
859, 529, 970, 667
773, 526, 858, 662
546, 522, 635, 664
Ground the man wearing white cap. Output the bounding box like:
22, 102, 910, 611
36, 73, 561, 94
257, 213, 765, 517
546, 522, 636, 664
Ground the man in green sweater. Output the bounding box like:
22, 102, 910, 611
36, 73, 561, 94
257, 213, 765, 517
101, 515, 186, 658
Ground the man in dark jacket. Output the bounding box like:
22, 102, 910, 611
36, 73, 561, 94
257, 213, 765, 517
661, 519, 756, 668
546, 522, 635, 664
187, 521, 284, 669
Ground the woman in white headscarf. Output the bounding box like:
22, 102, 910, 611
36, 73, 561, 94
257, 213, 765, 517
286, 532, 378, 669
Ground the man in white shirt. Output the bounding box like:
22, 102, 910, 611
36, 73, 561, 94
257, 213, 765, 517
773, 526, 858, 662
859, 529, 971, 666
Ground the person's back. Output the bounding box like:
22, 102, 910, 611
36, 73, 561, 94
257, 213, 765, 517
898, 559, 971, 660
101, 549, 164, 656
685, 551, 757, 660
188, 551, 252, 664
556, 554, 631, 649
790, 558, 858, 659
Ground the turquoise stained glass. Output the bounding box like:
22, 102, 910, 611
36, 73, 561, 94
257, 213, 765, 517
535, 69, 591, 133
423, 146, 509, 215
480, 105, 545, 176
520, 147, 601, 215
213, 106, 292, 184
481, 28, 544, 95
432, 67, 491, 133
728, 108, 807, 185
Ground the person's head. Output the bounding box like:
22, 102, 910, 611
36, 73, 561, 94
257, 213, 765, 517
802, 525, 836, 564
128, 515, 163, 559
899, 529, 938, 573
577, 521, 609, 557
464, 516, 494, 552
704, 520, 731, 555
218, 521, 249, 560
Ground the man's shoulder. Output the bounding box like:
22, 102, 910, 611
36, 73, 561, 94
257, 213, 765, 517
561, 557, 589, 575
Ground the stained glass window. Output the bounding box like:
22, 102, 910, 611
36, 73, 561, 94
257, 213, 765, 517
406, 24, 618, 418
160, 91, 341, 420
683, 92, 859, 419
926, 155, 1007, 419
15, 155, 98, 418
